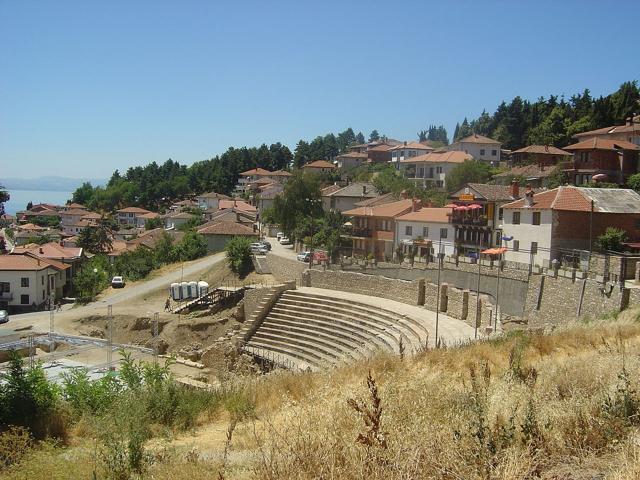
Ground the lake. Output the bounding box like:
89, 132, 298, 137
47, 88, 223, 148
3, 189, 74, 215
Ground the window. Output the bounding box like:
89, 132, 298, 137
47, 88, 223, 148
580, 152, 589, 163
513, 240, 520, 252
0, 282, 9, 293
20, 294, 29, 305
531, 242, 538, 254
418, 167, 424, 178
512, 212, 520, 224
440, 228, 448, 239
480, 149, 485, 156
405, 226, 412, 236
532, 212, 541, 225
20, 277, 29, 288
428, 167, 434, 178
423, 226, 429, 237
492, 149, 497, 156
436, 166, 443, 174
499, 208, 504, 220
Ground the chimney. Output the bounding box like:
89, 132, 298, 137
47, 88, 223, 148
403, 141, 407, 146
524, 184, 534, 207
510, 179, 520, 198
362, 185, 367, 196
412, 198, 421, 212
39, 247, 44, 254
400, 189, 409, 200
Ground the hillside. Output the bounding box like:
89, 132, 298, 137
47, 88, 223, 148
4, 309, 640, 479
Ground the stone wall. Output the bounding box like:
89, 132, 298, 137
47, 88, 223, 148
266, 254, 307, 285
302, 269, 424, 306
243, 287, 269, 322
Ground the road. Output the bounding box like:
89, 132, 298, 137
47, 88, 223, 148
0, 251, 227, 340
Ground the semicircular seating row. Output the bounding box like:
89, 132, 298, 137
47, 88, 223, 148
242, 289, 431, 371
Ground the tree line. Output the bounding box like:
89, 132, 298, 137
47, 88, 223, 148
453, 81, 640, 149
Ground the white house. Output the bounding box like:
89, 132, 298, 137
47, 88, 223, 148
390, 142, 434, 169
195, 192, 230, 210
0, 253, 69, 311
164, 212, 197, 230
321, 182, 378, 212
336, 152, 368, 170
449, 134, 502, 165
500, 186, 640, 268
399, 151, 472, 189
116, 207, 154, 227
394, 208, 455, 261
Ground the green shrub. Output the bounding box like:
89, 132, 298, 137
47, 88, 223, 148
225, 236, 253, 276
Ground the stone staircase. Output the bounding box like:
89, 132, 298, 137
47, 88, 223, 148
242, 289, 431, 371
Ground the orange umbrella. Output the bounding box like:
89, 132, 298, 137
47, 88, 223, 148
481, 247, 508, 255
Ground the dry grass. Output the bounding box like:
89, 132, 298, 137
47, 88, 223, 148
8, 311, 640, 479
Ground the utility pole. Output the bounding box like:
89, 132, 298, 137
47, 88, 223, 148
434, 240, 443, 347
107, 304, 113, 369
475, 246, 481, 339
152, 312, 159, 363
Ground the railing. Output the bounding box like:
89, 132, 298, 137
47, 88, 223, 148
451, 217, 489, 226
0, 292, 12, 300
348, 227, 371, 237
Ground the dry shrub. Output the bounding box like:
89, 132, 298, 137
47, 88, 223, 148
0, 426, 32, 470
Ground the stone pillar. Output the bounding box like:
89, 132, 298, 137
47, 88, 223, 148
440, 283, 448, 312
461, 290, 469, 320
417, 279, 425, 306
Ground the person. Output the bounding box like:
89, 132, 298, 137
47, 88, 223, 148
164, 298, 171, 312
56, 301, 62, 312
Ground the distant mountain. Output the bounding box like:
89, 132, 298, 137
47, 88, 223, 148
0, 176, 106, 192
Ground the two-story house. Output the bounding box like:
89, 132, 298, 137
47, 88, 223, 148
500, 186, 640, 267
573, 115, 640, 147
395, 208, 455, 261
321, 182, 378, 212
449, 134, 502, 165
494, 145, 572, 187
448, 182, 526, 257
335, 152, 368, 170
563, 138, 639, 186
195, 192, 231, 210
116, 207, 154, 227
0, 252, 69, 311
301, 160, 336, 175
390, 142, 434, 170
342, 195, 415, 260
399, 151, 472, 188
234, 168, 291, 195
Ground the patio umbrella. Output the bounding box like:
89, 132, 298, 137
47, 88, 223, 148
455, 205, 469, 211
467, 204, 482, 209
481, 247, 508, 255
444, 203, 458, 208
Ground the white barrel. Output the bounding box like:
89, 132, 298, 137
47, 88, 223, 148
197, 281, 209, 296
188, 281, 198, 298
170, 282, 181, 301
180, 282, 189, 299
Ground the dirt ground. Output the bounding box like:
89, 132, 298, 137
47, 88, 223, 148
61, 263, 275, 381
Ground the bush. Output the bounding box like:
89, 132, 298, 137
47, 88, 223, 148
225, 236, 253, 276
596, 227, 627, 252
0, 352, 65, 441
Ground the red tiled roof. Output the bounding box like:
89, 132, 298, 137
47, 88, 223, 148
510, 145, 571, 155
302, 160, 336, 169
239, 168, 273, 176
61, 208, 91, 216
197, 221, 257, 236
12, 242, 83, 260
64, 203, 87, 210
574, 123, 640, 138
1, 252, 70, 271
455, 134, 501, 145
337, 152, 368, 158
270, 170, 292, 176
18, 223, 46, 231
343, 199, 413, 218
321, 184, 343, 196
564, 138, 639, 151
389, 142, 434, 151
401, 151, 472, 164
23, 209, 61, 217
197, 192, 231, 199
218, 200, 257, 212
502, 187, 592, 211
117, 207, 153, 214
396, 208, 452, 223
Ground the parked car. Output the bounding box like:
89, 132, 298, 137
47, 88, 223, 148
279, 237, 291, 245
259, 240, 272, 251
297, 251, 311, 262
111, 276, 126, 288
276, 232, 284, 241
0, 310, 8, 324
250, 244, 268, 255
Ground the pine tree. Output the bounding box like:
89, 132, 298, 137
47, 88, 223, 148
369, 130, 380, 142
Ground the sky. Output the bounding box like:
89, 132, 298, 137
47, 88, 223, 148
1, 0, 639, 179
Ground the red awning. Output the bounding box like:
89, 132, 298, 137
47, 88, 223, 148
455, 205, 469, 211
481, 247, 508, 255
467, 204, 482, 209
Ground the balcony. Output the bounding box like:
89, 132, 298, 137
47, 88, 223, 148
0, 292, 13, 301
348, 227, 371, 238
451, 216, 489, 227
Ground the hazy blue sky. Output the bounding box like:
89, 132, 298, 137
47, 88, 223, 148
1, 0, 638, 179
